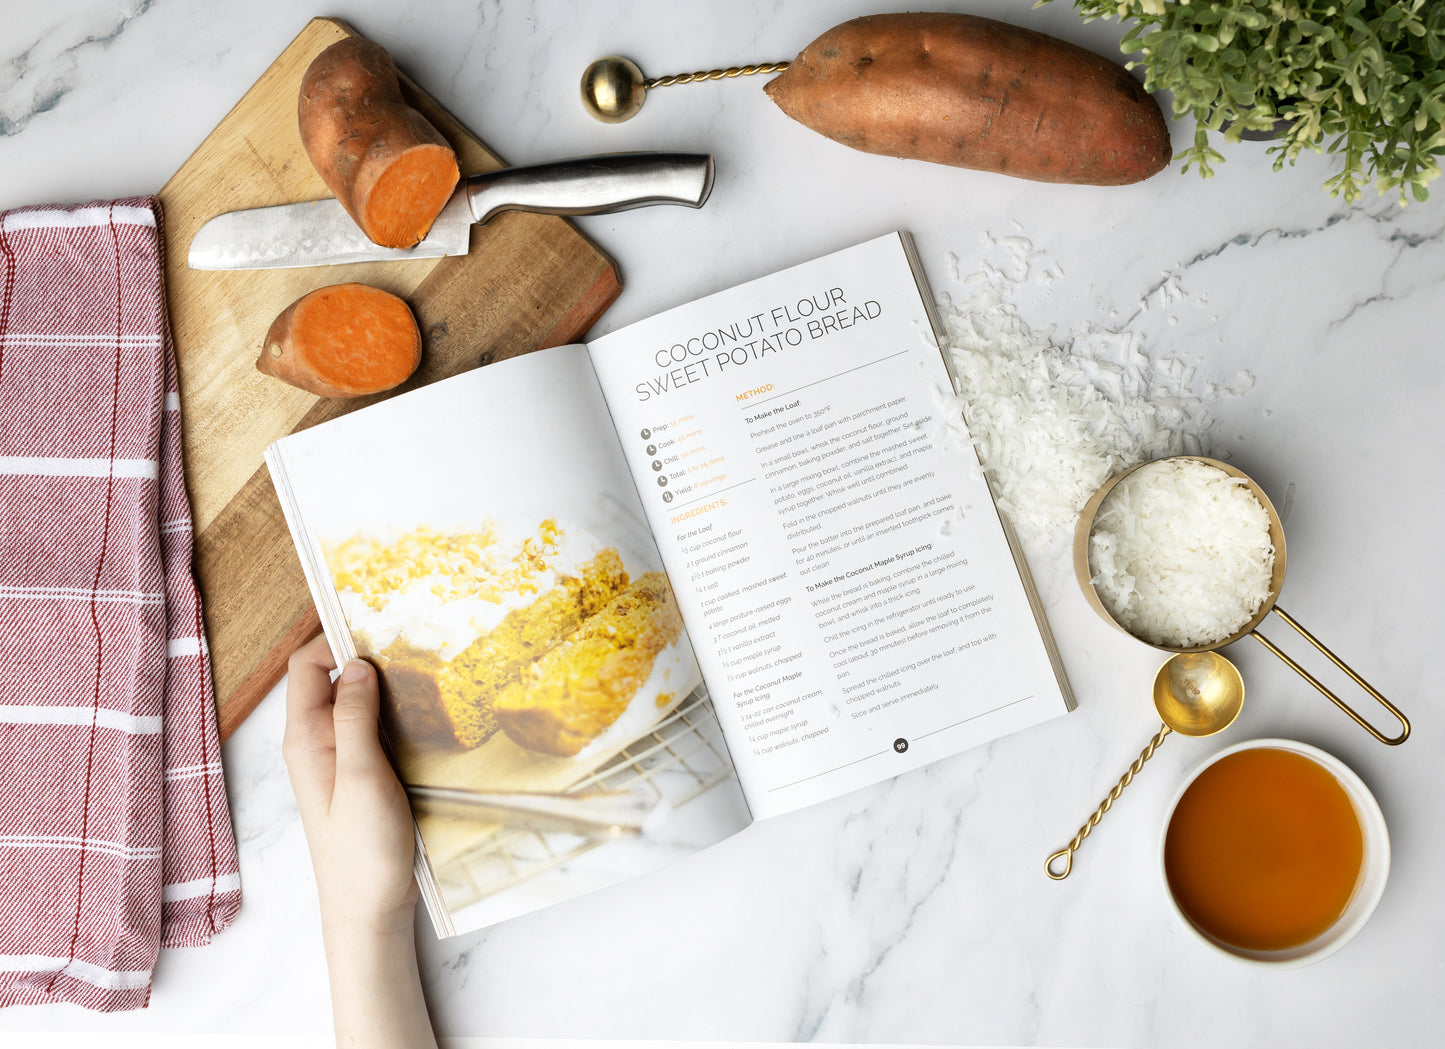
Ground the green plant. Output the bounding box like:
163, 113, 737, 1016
1045, 0, 1445, 204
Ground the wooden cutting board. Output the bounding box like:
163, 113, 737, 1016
157, 17, 622, 740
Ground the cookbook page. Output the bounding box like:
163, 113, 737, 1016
266, 345, 751, 936
587, 233, 1071, 819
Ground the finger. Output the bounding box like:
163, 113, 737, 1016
282, 632, 340, 813
330, 658, 395, 782
284, 632, 339, 750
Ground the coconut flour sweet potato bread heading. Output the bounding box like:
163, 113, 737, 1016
764, 12, 1172, 185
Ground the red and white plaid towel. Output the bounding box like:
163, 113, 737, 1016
0, 196, 240, 1011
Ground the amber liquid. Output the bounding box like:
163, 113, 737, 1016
1164, 748, 1364, 952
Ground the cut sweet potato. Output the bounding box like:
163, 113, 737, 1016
298, 37, 460, 248
258, 283, 422, 398
764, 13, 1172, 186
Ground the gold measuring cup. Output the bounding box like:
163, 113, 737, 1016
1046, 651, 1244, 879
1074, 455, 1409, 746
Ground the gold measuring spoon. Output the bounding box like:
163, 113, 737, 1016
581, 56, 790, 122
1045, 651, 1245, 880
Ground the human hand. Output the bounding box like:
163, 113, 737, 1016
283, 633, 439, 1049
283, 632, 418, 938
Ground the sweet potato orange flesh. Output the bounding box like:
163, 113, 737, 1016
362, 145, 461, 248
299, 37, 460, 248
258, 283, 422, 399
764, 13, 1171, 186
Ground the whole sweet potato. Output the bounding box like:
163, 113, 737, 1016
764, 12, 1171, 186
299, 37, 460, 247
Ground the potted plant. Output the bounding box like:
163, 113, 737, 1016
1050, 0, 1445, 204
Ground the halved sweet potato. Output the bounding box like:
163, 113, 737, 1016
258, 283, 421, 398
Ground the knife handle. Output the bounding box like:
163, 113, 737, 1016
464, 152, 714, 224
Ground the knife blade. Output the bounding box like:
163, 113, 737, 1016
187, 151, 715, 270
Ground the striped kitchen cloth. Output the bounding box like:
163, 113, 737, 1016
0, 196, 241, 1011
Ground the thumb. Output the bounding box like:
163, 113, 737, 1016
331, 659, 390, 777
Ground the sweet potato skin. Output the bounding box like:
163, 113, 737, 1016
298, 37, 460, 247
764, 13, 1171, 186
258, 283, 422, 399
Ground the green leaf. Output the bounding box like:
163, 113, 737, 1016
1060, 0, 1440, 204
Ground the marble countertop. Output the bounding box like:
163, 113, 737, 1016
2, 1, 1441, 1046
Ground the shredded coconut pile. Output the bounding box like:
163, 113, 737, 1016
1088, 459, 1275, 648
933, 228, 1254, 545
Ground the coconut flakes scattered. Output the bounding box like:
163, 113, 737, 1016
1088, 459, 1275, 648
934, 228, 1254, 545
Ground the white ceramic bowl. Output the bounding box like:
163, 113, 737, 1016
1159, 738, 1390, 969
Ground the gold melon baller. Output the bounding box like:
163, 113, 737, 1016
581, 56, 789, 123
1046, 454, 1410, 879
1045, 650, 1244, 880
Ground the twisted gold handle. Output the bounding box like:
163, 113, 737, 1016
1045, 723, 1173, 880
644, 62, 791, 89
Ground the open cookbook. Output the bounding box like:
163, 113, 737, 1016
266, 232, 1075, 937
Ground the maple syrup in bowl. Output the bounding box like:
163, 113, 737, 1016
1160, 739, 1389, 968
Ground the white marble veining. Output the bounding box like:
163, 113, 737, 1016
2, 1, 1442, 1045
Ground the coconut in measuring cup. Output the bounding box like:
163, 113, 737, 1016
1086, 457, 1275, 649
1073, 454, 1408, 745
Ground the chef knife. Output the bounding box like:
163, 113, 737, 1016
188, 151, 715, 270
